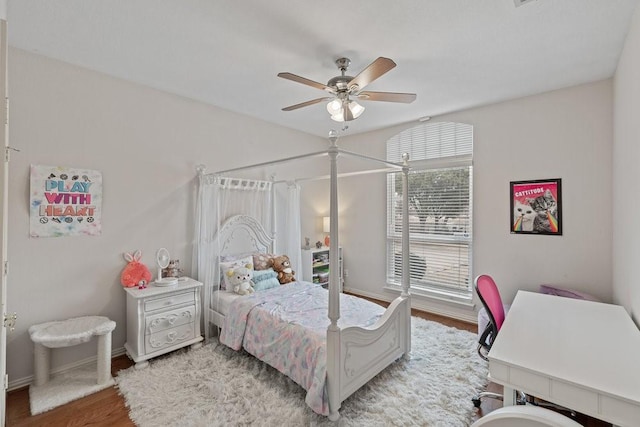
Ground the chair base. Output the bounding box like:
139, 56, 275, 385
472, 392, 577, 420
528, 398, 577, 418
472, 391, 503, 408
472, 390, 527, 408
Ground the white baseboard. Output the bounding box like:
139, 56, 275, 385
8, 346, 127, 392
344, 286, 478, 324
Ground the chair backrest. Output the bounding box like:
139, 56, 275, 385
475, 275, 506, 349
470, 405, 582, 427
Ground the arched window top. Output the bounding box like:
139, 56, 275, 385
386, 121, 473, 163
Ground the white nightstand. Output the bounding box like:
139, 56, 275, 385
123, 277, 203, 368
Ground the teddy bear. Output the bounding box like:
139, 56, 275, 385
225, 266, 255, 296
271, 255, 296, 284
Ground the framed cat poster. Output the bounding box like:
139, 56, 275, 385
510, 178, 562, 235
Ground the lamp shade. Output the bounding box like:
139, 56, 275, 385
326, 99, 342, 115
349, 101, 365, 118
323, 216, 330, 233
329, 100, 365, 122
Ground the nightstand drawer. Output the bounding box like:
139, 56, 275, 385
144, 290, 195, 312
146, 305, 196, 335
146, 323, 195, 353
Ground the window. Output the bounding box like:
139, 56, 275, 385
386, 122, 473, 300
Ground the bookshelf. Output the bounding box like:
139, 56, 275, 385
301, 246, 343, 291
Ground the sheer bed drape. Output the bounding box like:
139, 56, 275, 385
193, 173, 273, 293
192, 171, 302, 322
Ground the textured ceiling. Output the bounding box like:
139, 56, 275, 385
7, 0, 639, 138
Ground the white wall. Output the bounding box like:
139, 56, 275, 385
613, 4, 640, 324
6, 48, 324, 384
320, 80, 613, 320
6, 44, 620, 385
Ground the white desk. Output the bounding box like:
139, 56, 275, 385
488, 291, 640, 427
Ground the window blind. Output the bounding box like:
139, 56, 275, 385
387, 122, 472, 163
386, 122, 473, 297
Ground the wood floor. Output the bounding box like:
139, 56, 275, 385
6, 302, 611, 426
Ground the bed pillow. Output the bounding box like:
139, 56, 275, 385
219, 255, 253, 291
252, 268, 276, 282
253, 253, 275, 271
253, 277, 281, 291
252, 268, 280, 291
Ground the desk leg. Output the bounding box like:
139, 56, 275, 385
503, 386, 516, 406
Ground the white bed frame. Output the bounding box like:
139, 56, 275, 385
200, 141, 412, 421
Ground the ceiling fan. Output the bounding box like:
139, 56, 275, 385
278, 57, 417, 122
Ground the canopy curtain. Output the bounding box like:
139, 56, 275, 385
193, 173, 273, 291
283, 182, 301, 276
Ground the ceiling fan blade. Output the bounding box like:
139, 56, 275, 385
357, 91, 417, 103
348, 57, 396, 91
277, 72, 333, 92
282, 97, 333, 111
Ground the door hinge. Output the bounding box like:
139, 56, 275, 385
3, 260, 6, 276
4, 146, 18, 162
4, 374, 8, 390
3, 312, 16, 331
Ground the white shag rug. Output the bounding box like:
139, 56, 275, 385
116, 317, 488, 426
30, 362, 114, 415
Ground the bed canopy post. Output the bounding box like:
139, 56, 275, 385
194, 164, 210, 341
269, 173, 277, 253
328, 144, 340, 326
401, 153, 410, 298
401, 153, 412, 357
326, 133, 341, 421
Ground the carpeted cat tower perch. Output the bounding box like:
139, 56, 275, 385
28, 316, 116, 415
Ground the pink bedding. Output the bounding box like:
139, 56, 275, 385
220, 281, 385, 415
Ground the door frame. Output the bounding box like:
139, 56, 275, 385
0, 11, 9, 426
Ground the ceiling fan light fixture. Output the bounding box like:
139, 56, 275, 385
349, 100, 365, 118
330, 112, 345, 122
329, 99, 365, 122
326, 99, 342, 115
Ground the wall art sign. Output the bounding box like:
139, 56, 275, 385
30, 165, 102, 237
510, 178, 562, 235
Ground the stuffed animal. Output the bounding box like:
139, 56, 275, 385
226, 266, 255, 296
272, 255, 296, 284
120, 250, 152, 289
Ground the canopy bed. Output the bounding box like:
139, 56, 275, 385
194, 138, 411, 421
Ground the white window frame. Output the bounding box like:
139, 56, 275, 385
386, 122, 473, 301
